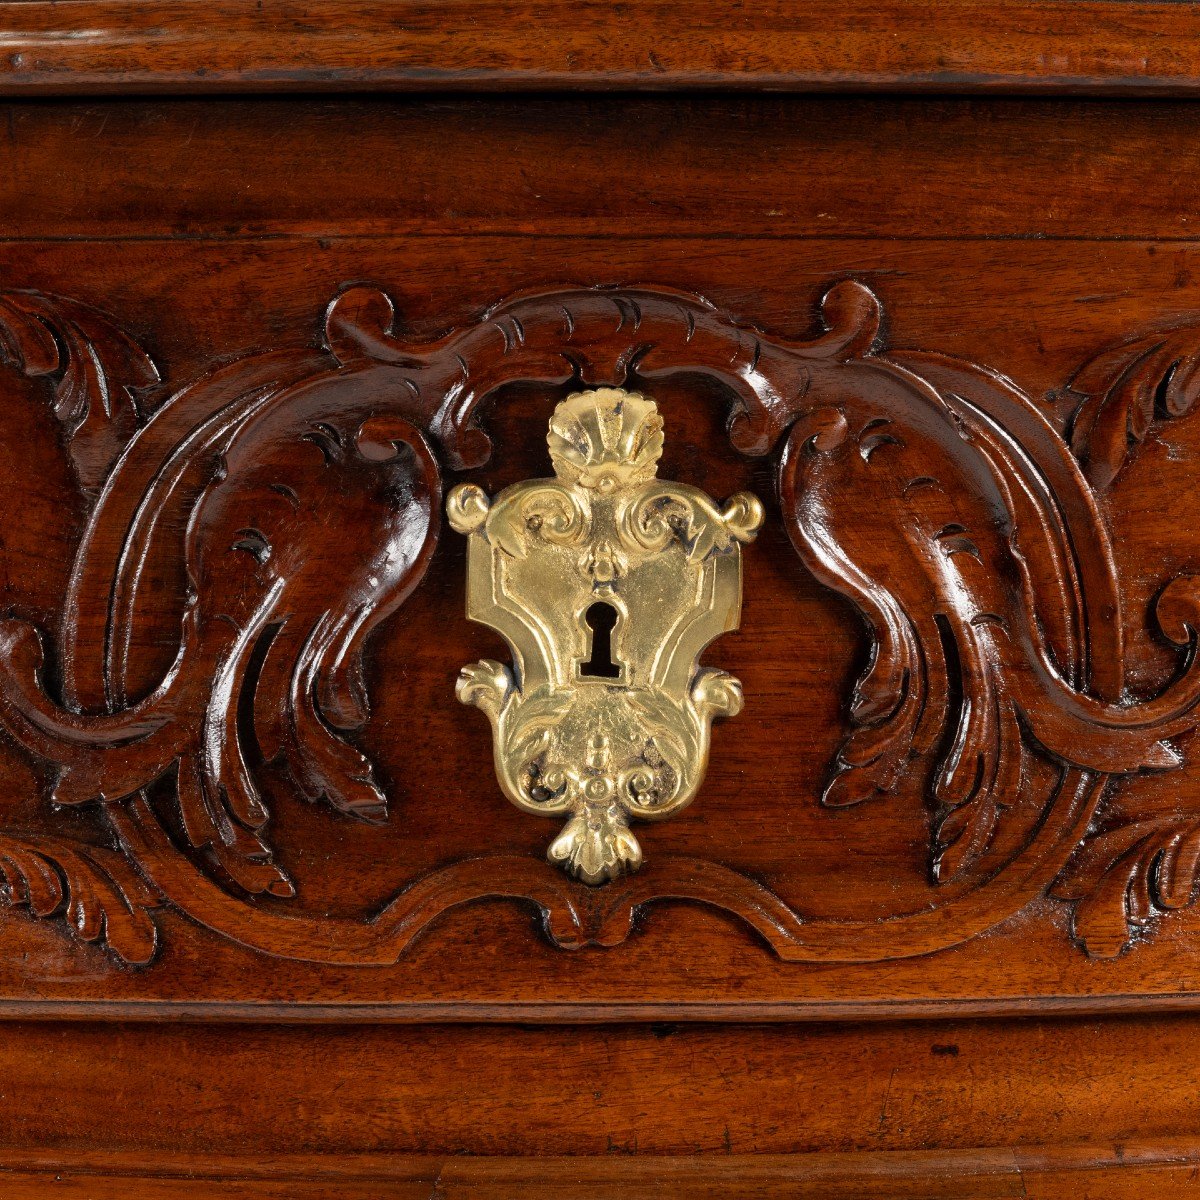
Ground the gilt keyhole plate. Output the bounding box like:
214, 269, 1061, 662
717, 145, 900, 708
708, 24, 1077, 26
447, 388, 764, 884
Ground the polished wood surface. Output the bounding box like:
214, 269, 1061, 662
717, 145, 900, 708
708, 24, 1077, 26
5, 1017, 1200, 1195
3, 1, 1200, 95
3, 44, 1200, 1198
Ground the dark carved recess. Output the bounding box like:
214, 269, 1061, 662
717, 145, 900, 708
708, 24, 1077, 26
0, 280, 1196, 966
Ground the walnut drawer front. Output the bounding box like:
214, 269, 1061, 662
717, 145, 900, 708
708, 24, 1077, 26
3, 87, 1200, 1196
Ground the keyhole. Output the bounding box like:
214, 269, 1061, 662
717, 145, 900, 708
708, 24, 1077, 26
580, 601, 621, 679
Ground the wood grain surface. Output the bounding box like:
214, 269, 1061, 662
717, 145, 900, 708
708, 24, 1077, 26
1, 1017, 1200, 1195
5, 1146, 1200, 1198
1, 2, 1200, 95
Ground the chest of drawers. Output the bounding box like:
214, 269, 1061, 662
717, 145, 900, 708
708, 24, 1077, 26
5, 4, 1200, 1195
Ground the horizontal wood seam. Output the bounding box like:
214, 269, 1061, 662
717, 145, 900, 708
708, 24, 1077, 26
3, 1143, 1200, 1184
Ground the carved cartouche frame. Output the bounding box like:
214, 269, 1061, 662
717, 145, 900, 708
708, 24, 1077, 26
0, 280, 1196, 967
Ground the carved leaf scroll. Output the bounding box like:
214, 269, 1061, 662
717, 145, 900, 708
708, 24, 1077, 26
1066, 322, 1200, 490
1051, 816, 1200, 958
777, 293, 1200, 892
1052, 321, 1200, 956
0, 832, 161, 964
0, 291, 160, 492
0, 339, 445, 900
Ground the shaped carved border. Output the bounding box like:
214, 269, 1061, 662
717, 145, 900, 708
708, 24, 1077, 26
0, 280, 1196, 966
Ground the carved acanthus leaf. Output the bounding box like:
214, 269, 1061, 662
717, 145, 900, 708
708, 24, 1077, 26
1050, 314, 1200, 957
1052, 816, 1200, 959
0, 292, 160, 492
1065, 322, 1200, 489
778, 295, 1200, 890
0, 832, 161, 964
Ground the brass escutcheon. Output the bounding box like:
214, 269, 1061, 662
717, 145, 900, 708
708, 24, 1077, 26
447, 388, 763, 884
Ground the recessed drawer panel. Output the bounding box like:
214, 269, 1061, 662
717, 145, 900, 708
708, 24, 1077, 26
1, 96, 1199, 1019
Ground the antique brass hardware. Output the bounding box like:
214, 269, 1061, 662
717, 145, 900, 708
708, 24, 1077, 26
447, 388, 763, 884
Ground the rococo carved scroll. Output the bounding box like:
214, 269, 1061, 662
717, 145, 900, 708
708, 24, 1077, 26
0, 278, 1197, 965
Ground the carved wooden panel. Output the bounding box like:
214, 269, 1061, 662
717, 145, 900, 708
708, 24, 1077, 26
7, 96, 1200, 1025
1, 264, 1200, 1013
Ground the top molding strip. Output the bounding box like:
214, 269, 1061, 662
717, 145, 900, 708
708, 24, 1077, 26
2, 0, 1200, 97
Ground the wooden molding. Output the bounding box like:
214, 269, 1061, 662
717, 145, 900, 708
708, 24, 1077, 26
3, 2, 1200, 96
3, 1143, 1200, 1198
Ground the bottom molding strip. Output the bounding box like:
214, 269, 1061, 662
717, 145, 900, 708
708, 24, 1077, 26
3, 1143, 1200, 1198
